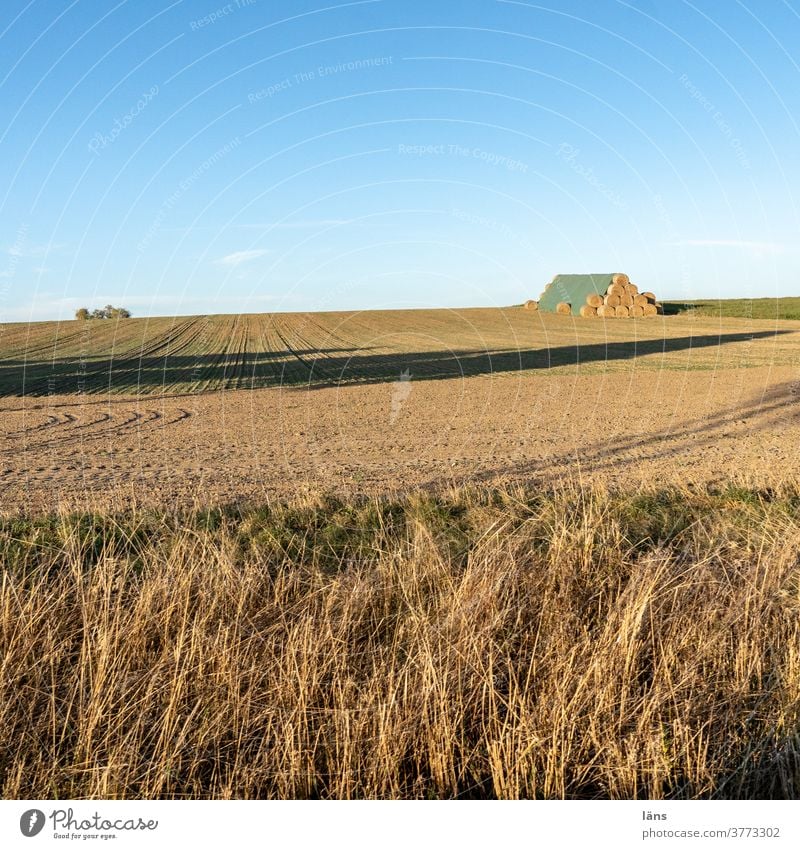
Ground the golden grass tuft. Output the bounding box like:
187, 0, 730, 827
3, 482, 800, 800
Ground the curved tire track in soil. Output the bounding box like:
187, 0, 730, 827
0, 405, 192, 456
4, 412, 77, 438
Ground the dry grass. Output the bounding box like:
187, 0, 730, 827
2, 480, 800, 800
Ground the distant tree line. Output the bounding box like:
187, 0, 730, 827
75, 305, 131, 320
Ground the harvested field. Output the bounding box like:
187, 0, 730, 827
1, 307, 800, 511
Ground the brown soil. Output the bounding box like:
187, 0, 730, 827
2, 311, 799, 512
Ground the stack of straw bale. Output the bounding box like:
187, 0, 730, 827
549, 274, 663, 318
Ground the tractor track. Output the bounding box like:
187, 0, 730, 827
1, 405, 192, 456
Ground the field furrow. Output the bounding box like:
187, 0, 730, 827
0, 308, 797, 400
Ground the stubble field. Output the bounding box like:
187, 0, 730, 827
1, 307, 799, 510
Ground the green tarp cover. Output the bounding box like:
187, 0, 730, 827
537, 274, 619, 316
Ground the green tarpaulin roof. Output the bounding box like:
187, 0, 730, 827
537, 274, 620, 316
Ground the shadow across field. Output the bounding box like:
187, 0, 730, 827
465, 378, 800, 488
0, 330, 790, 396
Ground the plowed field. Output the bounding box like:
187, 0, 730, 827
1, 308, 799, 510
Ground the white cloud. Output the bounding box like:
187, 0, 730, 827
214, 249, 270, 266
4, 242, 68, 258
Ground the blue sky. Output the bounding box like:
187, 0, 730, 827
2, 0, 800, 321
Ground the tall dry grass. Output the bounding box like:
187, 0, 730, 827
2, 480, 800, 799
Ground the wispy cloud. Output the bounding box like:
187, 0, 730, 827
271, 219, 351, 230
669, 239, 789, 255
4, 242, 68, 258
160, 219, 352, 234
214, 249, 270, 266
0, 292, 286, 323
231, 219, 352, 231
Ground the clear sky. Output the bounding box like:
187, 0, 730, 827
2, 0, 800, 321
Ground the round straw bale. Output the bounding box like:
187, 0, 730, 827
556, 301, 572, 315
586, 293, 603, 308
633, 294, 648, 307
579, 304, 597, 317
619, 293, 634, 307
655, 303, 664, 315
597, 304, 616, 318
607, 284, 626, 297
625, 283, 639, 296
615, 304, 630, 318
629, 304, 644, 317
642, 303, 658, 317
604, 294, 621, 307
641, 291, 656, 302
524, 299, 538, 310
612, 273, 630, 286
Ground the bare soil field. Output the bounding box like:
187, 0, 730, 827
1, 307, 799, 511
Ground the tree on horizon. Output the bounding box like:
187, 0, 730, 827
75, 305, 131, 320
